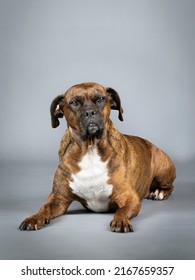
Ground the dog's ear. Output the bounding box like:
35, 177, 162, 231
106, 87, 124, 121
50, 95, 65, 128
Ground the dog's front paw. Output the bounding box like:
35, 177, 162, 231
19, 214, 50, 231
110, 218, 134, 233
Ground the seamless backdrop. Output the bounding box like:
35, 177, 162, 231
0, 0, 195, 260
0, 0, 195, 163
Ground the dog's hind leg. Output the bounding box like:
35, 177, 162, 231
147, 178, 174, 200
147, 149, 176, 201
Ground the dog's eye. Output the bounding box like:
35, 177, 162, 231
96, 96, 105, 104
69, 100, 79, 107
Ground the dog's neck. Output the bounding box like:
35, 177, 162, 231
67, 119, 122, 162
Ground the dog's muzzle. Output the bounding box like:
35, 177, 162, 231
80, 108, 103, 140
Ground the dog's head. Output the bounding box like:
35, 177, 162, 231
50, 82, 123, 141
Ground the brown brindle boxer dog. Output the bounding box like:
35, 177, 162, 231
19, 82, 176, 233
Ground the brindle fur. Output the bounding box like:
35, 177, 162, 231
19, 82, 176, 232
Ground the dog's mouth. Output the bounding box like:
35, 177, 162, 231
80, 122, 103, 141
87, 123, 99, 135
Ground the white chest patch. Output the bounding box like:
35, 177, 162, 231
70, 146, 113, 212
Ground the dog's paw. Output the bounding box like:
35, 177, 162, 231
110, 218, 134, 233
147, 189, 166, 200
19, 214, 50, 231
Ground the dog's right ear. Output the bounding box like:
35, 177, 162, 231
50, 95, 65, 128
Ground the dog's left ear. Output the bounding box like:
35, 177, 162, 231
106, 87, 124, 121
50, 95, 65, 128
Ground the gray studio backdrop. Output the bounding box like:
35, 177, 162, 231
0, 0, 195, 261
0, 0, 195, 164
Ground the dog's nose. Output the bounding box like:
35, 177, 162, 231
84, 109, 97, 118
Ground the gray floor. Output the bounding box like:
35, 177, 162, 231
0, 160, 195, 260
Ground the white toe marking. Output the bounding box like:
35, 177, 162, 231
158, 192, 164, 200
154, 189, 159, 196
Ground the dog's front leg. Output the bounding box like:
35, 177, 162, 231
19, 166, 73, 231
19, 191, 72, 231
110, 192, 141, 233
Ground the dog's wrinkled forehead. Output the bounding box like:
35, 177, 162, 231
65, 82, 107, 102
